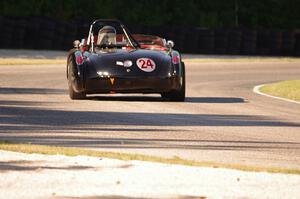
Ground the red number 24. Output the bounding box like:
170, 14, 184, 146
139, 59, 153, 68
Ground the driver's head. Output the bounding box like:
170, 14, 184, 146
97, 26, 116, 46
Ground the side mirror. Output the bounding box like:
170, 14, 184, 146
73, 40, 80, 48
166, 40, 175, 48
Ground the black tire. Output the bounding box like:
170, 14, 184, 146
67, 56, 86, 100
161, 62, 186, 102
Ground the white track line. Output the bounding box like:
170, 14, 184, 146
253, 84, 300, 105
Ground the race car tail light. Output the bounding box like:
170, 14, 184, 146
76, 55, 83, 65
75, 51, 84, 65
172, 55, 180, 64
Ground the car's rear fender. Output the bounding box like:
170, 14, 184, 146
170, 50, 184, 77
84, 52, 175, 79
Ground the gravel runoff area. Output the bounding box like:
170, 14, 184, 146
1, 150, 300, 199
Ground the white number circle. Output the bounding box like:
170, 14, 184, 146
136, 58, 156, 72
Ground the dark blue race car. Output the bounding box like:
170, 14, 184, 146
67, 19, 185, 101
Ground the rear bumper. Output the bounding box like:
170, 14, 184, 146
84, 76, 180, 94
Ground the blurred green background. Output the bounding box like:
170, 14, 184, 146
1, 0, 300, 55
1, 0, 300, 28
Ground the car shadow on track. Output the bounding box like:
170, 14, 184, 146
87, 95, 165, 102
87, 96, 246, 103
185, 97, 246, 103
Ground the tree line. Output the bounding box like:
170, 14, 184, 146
1, 0, 300, 29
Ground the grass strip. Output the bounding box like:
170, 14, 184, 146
0, 58, 65, 65
1, 141, 299, 175
260, 80, 300, 102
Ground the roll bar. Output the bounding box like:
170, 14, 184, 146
86, 19, 140, 51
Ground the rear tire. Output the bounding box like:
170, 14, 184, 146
67, 56, 86, 100
161, 62, 186, 102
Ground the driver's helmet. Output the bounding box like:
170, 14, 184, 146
97, 26, 117, 46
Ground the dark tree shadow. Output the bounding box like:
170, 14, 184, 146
1, 99, 300, 152
1, 103, 299, 127
0, 99, 299, 129
0, 87, 245, 103
0, 160, 93, 172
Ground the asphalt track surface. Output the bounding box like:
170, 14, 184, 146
1, 60, 300, 169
